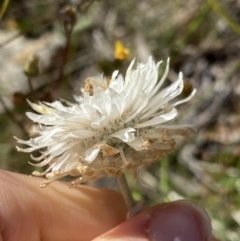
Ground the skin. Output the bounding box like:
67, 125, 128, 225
0, 170, 220, 241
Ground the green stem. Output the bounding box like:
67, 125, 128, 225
177, 2, 210, 48
208, 0, 240, 36
0, 0, 10, 20
27, 76, 34, 97
52, 25, 73, 97
117, 174, 135, 210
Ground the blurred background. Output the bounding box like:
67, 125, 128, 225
0, 0, 240, 240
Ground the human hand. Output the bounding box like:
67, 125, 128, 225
0, 170, 219, 241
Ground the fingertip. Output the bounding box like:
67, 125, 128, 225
147, 200, 212, 241
94, 200, 212, 241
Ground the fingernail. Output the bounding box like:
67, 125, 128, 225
146, 200, 212, 241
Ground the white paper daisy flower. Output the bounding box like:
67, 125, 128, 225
15, 57, 196, 186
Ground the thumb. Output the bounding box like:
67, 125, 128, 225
93, 200, 213, 241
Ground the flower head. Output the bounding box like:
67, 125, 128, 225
15, 57, 196, 187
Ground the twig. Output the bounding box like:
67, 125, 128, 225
0, 96, 28, 135
77, 0, 96, 13
52, 28, 72, 98
27, 76, 34, 97
52, 3, 77, 98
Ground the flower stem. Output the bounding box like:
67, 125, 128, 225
117, 174, 135, 210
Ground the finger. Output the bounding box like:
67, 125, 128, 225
0, 170, 127, 241
93, 200, 212, 241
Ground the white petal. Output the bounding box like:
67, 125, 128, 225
109, 73, 124, 93
91, 115, 110, 129
140, 72, 183, 120
111, 70, 119, 79
27, 100, 54, 115
26, 112, 60, 125
124, 91, 148, 123
127, 137, 144, 150
124, 58, 135, 85
73, 95, 83, 104
44, 100, 71, 112
45, 142, 69, 156
135, 108, 178, 128
109, 103, 120, 122
30, 154, 55, 167
111, 127, 136, 142
85, 147, 100, 162
173, 88, 196, 107
162, 72, 183, 100
69, 130, 95, 139
148, 58, 170, 99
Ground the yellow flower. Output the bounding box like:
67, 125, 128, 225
114, 40, 130, 60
